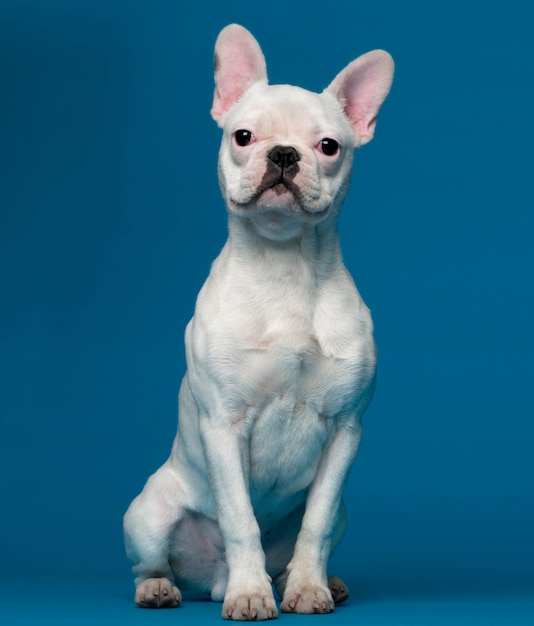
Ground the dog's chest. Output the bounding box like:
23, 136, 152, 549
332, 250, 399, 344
235, 313, 367, 503
190, 248, 375, 499
195, 250, 374, 419
245, 340, 341, 496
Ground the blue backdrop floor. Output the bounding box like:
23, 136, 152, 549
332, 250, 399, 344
1, 580, 532, 626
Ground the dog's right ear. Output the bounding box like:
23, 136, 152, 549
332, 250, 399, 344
211, 24, 268, 127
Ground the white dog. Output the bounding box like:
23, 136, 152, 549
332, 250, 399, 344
124, 24, 393, 621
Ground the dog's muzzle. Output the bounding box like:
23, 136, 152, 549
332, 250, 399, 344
258, 145, 302, 198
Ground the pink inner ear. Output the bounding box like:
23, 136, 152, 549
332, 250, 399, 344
327, 50, 393, 145
213, 75, 250, 121
345, 100, 378, 142
345, 65, 389, 143
211, 25, 268, 124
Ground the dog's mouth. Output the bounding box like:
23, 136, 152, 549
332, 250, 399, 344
257, 176, 303, 204
231, 176, 329, 220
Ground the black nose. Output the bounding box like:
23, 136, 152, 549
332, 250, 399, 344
267, 145, 301, 171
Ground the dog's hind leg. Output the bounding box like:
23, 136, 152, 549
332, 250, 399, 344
123, 463, 185, 608
327, 576, 349, 604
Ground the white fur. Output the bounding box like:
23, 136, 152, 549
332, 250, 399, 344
124, 24, 393, 620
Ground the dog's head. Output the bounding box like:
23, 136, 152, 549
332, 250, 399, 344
211, 24, 394, 241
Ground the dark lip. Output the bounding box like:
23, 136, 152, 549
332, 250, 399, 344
257, 176, 304, 205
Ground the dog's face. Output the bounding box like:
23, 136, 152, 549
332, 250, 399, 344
212, 25, 394, 240
217, 82, 355, 238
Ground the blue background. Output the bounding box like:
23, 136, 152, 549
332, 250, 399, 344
1, 0, 533, 624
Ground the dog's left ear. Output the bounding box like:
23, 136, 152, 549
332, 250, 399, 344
211, 24, 268, 127
325, 50, 394, 146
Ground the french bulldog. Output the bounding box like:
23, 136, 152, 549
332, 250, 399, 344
124, 23, 393, 621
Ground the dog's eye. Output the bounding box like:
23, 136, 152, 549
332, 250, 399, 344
319, 138, 340, 156
234, 129, 254, 147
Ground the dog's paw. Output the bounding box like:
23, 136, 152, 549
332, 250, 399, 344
222, 591, 278, 621
328, 575, 349, 604
280, 584, 334, 614
135, 577, 181, 608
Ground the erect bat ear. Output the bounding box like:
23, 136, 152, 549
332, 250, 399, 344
211, 24, 268, 127
325, 50, 394, 146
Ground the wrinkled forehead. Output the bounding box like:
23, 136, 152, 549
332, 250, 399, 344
226, 83, 350, 141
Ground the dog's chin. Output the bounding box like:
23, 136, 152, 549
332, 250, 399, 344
232, 199, 331, 242
255, 186, 302, 212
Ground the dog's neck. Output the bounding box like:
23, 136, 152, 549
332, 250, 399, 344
226, 211, 343, 282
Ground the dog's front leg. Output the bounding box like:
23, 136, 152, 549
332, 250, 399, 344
280, 422, 362, 615
200, 418, 278, 621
